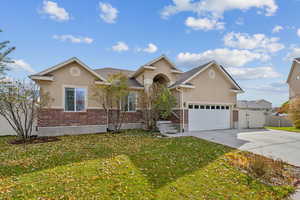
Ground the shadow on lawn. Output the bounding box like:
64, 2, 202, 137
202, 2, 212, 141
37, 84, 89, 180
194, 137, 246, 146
0, 133, 232, 189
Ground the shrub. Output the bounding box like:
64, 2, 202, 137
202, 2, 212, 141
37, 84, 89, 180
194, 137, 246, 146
288, 97, 300, 128
249, 156, 268, 177
152, 84, 177, 120
293, 119, 300, 129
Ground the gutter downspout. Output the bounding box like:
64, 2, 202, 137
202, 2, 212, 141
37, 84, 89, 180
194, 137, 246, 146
176, 86, 184, 133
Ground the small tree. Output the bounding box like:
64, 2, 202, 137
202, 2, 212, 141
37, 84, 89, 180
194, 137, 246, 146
139, 84, 177, 130
93, 73, 129, 132
288, 97, 300, 128
0, 29, 15, 79
153, 84, 177, 120
139, 84, 160, 130
278, 101, 289, 114
0, 81, 51, 142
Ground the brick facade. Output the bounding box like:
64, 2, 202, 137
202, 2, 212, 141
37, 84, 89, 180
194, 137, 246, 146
169, 109, 188, 124
38, 109, 107, 127
38, 109, 143, 127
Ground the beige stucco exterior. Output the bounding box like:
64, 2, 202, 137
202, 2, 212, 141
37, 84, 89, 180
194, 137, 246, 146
182, 64, 237, 105
37, 61, 102, 109
288, 61, 300, 99
135, 59, 180, 87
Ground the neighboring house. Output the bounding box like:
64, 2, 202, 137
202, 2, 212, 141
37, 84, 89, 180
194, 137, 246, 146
287, 58, 300, 99
29, 55, 243, 136
237, 100, 272, 129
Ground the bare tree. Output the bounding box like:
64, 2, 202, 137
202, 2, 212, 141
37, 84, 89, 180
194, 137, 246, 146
93, 73, 129, 132
0, 81, 51, 142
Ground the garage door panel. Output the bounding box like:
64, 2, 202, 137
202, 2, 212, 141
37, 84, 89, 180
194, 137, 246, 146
188, 108, 230, 131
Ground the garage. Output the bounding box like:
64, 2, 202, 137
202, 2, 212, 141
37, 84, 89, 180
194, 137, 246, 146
188, 104, 231, 131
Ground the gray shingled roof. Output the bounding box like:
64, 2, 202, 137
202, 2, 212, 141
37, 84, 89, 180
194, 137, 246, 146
93, 67, 143, 88
170, 61, 213, 88
169, 61, 243, 91
295, 58, 300, 62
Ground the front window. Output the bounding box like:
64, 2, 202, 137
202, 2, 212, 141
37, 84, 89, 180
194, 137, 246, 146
65, 87, 86, 112
122, 92, 137, 112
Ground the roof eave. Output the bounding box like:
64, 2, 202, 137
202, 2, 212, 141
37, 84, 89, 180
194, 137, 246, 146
287, 60, 298, 83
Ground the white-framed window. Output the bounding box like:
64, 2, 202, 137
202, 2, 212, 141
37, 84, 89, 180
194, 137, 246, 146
64, 87, 86, 112
122, 92, 137, 112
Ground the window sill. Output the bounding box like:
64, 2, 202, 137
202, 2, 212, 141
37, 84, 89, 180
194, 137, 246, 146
121, 111, 137, 113
63, 110, 87, 113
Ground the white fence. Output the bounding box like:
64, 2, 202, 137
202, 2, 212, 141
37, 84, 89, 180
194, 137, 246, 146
0, 115, 37, 136
0, 115, 16, 136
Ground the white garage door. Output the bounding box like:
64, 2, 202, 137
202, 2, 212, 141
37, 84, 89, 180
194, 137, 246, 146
238, 110, 266, 129
188, 104, 231, 131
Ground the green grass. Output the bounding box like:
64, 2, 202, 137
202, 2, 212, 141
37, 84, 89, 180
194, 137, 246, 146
266, 126, 300, 133
0, 130, 294, 199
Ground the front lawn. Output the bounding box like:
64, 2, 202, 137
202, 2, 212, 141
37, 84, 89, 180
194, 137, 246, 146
0, 130, 296, 199
266, 126, 300, 133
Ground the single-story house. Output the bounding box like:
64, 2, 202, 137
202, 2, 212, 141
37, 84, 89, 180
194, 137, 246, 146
236, 99, 272, 129
29, 55, 244, 136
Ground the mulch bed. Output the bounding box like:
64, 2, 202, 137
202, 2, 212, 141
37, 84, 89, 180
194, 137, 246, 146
9, 136, 60, 145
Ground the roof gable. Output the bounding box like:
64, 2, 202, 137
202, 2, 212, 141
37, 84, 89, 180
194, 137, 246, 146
131, 55, 182, 77
31, 57, 106, 82
144, 55, 178, 70
171, 61, 243, 92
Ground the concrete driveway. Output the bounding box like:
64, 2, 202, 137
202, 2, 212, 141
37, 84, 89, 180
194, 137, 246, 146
171, 129, 300, 167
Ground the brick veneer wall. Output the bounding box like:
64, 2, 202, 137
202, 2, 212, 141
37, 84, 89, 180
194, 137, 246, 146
108, 110, 143, 123
38, 109, 107, 127
38, 109, 144, 127
169, 109, 188, 124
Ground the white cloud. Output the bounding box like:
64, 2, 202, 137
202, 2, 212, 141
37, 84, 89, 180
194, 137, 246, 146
272, 25, 283, 33
185, 17, 224, 31
161, 0, 278, 19
142, 43, 158, 53
177, 48, 269, 67
112, 42, 129, 52
285, 47, 300, 61
297, 29, 300, 37
9, 60, 36, 73
247, 82, 288, 94
41, 1, 70, 21
223, 32, 285, 53
227, 66, 281, 80
53, 35, 94, 44
99, 2, 118, 24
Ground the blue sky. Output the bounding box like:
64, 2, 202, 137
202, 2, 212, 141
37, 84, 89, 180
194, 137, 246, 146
1, 0, 300, 106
